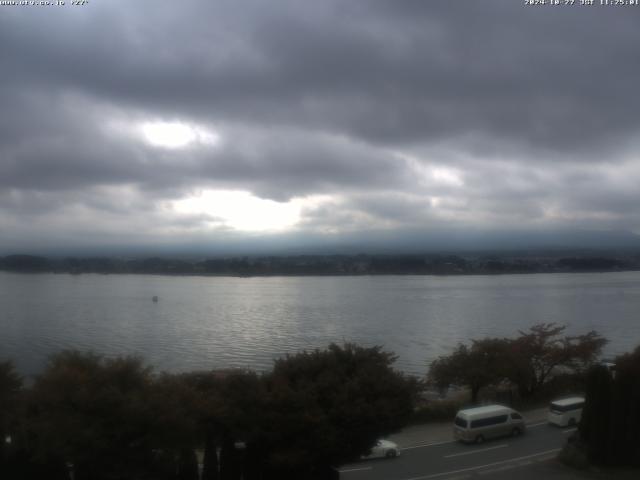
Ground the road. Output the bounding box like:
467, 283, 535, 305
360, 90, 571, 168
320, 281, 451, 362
339, 421, 576, 480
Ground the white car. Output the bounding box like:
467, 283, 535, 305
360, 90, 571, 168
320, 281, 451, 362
362, 439, 400, 459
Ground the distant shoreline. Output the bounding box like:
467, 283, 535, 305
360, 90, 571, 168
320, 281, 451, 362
2, 253, 639, 277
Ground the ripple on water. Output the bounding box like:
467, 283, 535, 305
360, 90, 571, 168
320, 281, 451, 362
1, 272, 640, 377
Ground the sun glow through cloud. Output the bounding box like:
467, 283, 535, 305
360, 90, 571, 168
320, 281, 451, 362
431, 167, 464, 187
172, 190, 311, 232
141, 121, 220, 149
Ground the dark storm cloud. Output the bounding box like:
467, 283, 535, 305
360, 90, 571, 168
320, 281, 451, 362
0, 96, 409, 198
1, 0, 640, 251
5, 0, 640, 152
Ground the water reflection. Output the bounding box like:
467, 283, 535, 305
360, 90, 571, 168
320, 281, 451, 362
1, 272, 639, 377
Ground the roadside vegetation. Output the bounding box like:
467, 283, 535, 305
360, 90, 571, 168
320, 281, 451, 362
561, 345, 640, 469
424, 324, 639, 470
0, 344, 417, 480
427, 323, 607, 404
1, 324, 633, 479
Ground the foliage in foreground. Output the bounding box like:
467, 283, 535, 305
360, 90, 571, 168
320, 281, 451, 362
0, 344, 417, 480
578, 346, 640, 467
427, 323, 607, 403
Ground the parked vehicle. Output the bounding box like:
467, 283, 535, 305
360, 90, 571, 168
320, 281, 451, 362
547, 396, 584, 427
453, 405, 526, 444
362, 439, 400, 459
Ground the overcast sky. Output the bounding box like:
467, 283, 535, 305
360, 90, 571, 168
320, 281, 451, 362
2, 0, 640, 255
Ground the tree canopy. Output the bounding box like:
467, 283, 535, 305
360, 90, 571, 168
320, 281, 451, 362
0, 360, 22, 432
26, 351, 157, 480
428, 338, 509, 403
0, 360, 23, 475
507, 323, 607, 397
428, 323, 607, 402
2, 344, 418, 480
578, 345, 640, 467
261, 343, 418, 474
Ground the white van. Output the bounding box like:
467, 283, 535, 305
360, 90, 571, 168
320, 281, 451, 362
547, 396, 584, 427
453, 405, 526, 444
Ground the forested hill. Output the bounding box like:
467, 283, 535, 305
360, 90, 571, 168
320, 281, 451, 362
1, 252, 640, 276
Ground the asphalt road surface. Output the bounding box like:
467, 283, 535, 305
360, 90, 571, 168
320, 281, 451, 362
339, 422, 576, 480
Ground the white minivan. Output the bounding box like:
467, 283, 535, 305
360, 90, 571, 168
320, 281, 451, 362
547, 396, 584, 427
453, 405, 526, 444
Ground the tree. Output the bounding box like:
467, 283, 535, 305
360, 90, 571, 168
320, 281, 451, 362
579, 345, 640, 466
506, 323, 607, 398
177, 447, 199, 480
201, 431, 219, 480
258, 343, 418, 477
149, 373, 203, 446
170, 369, 266, 480
428, 324, 607, 402
0, 361, 22, 477
188, 370, 265, 480
0, 360, 22, 437
428, 338, 509, 403
27, 351, 157, 480
580, 364, 613, 464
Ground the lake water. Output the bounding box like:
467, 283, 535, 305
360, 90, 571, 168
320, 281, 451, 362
1, 271, 639, 377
